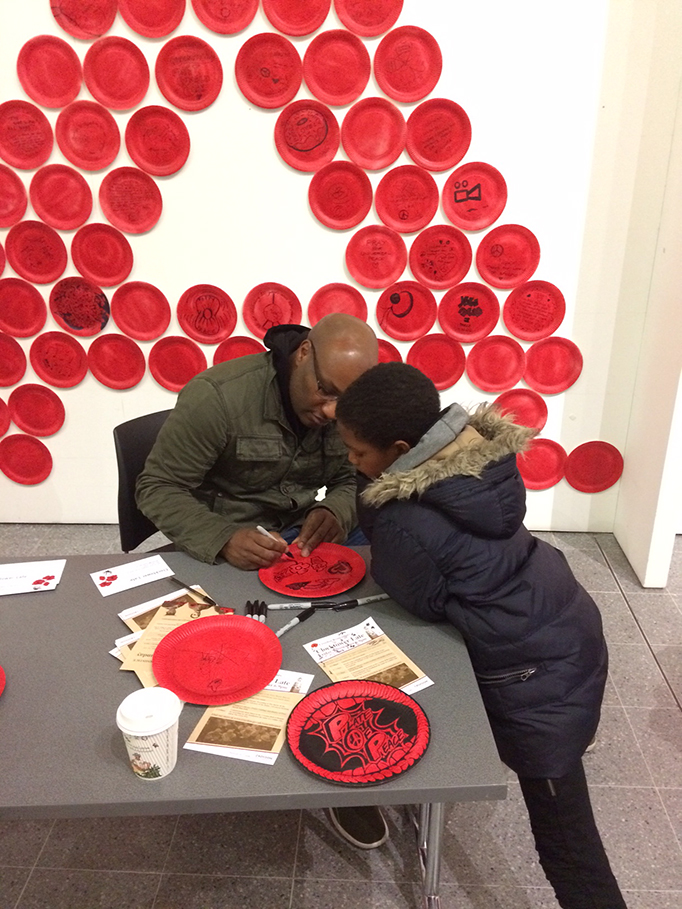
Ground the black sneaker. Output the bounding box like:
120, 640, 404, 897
327, 805, 389, 849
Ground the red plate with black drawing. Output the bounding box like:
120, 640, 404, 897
406, 99, 471, 172
49, 277, 110, 337
30, 332, 88, 388
191, 0, 258, 33
375, 165, 439, 234
0, 101, 53, 170
242, 283, 302, 339
56, 101, 120, 171
333, 0, 403, 37
345, 226, 407, 289
274, 100, 339, 172
99, 167, 163, 234
376, 281, 436, 341
177, 284, 237, 344
262, 0, 331, 36
308, 161, 372, 230
118, 0, 185, 38
409, 225, 472, 290
438, 283, 500, 343
503, 280, 566, 341
373, 26, 442, 103
6, 221, 67, 285
303, 29, 370, 106
443, 162, 508, 232
51, 0, 117, 40
155, 35, 223, 112
259, 542, 366, 598
125, 106, 191, 176
476, 224, 540, 289
235, 33, 302, 110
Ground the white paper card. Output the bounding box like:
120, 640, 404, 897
0, 559, 66, 596
90, 556, 173, 597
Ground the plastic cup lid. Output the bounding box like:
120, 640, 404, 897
406, 334, 466, 390
274, 100, 340, 173
308, 161, 373, 231
71, 223, 134, 287
56, 101, 120, 171
99, 167, 163, 234
29, 164, 93, 231
341, 97, 406, 171
118, 0, 185, 39
125, 106, 190, 177
155, 35, 223, 112
17, 35, 83, 109
262, 0, 331, 36
190, 0, 258, 34
308, 283, 367, 325
406, 98, 471, 172
235, 33, 302, 110
116, 687, 182, 735
376, 281, 436, 341
0, 279, 47, 338
333, 0, 403, 37
177, 284, 237, 344
51, 0, 117, 40
409, 224, 472, 290
375, 165, 439, 234
303, 29, 370, 106
5, 221, 67, 285
345, 225, 407, 289
84, 37, 150, 111
0, 101, 53, 170
517, 438, 567, 490
373, 26, 442, 103
443, 162, 508, 231
0, 164, 27, 228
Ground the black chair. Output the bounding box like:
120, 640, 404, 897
113, 409, 172, 553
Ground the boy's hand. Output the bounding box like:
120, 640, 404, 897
293, 508, 343, 557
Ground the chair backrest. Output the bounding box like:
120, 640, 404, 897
113, 409, 172, 553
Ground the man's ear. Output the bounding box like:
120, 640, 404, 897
294, 338, 311, 365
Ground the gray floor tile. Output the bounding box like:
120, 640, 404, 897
15, 868, 160, 909
623, 892, 682, 909
0, 524, 48, 558
625, 707, 682, 788
154, 874, 293, 909
583, 706, 653, 787
658, 788, 682, 843
597, 536, 649, 595
594, 590, 645, 645
437, 885, 560, 909
291, 879, 422, 909
0, 818, 54, 867
553, 532, 606, 554
554, 548, 620, 593
0, 866, 32, 908
654, 645, 682, 704
606, 644, 677, 708
625, 593, 682, 646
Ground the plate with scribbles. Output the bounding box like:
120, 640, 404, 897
259, 542, 366, 598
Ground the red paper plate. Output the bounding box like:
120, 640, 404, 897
99, 167, 163, 234
118, 0, 186, 38
287, 679, 429, 786
443, 162, 508, 232
406, 99, 471, 172
565, 441, 624, 493
243, 283, 302, 339
494, 389, 548, 432
0, 279, 47, 338
0, 243, 4, 278
235, 33, 303, 110
110, 282, 171, 341
191, 0, 258, 34
49, 277, 110, 337
0, 164, 27, 228
409, 224, 472, 290
0, 101, 53, 170
333, 0, 402, 36
155, 35, 223, 112
274, 100, 340, 172
406, 334, 465, 390
152, 614, 282, 705
476, 224, 540, 289
17, 35, 82, 109
8, 384, 65, 437
5, 221, 67, 285
83, 37, 150, 111
56, 101, 120, 171
524, 337, 583, 395
438, 282, 500, 343
71, 223, 134, 287
374, 26, 442, 103
0, 665, 5, 696
345, 226, 406, 289
149, 336, 207, 391
0, 434, 52, 485
308, 161, 372, 230
517, 438, 567, 491
87, 334, 146, 389
213, 336, 266, 365
303, 29, 370, 106
51, 0, 117, 40
375, 165, 439, 234
466, 335, 526, 392
30, 331, 88, 388
308, 283, 367, 325
0, 399, 9, 438
378, 338, 402, 363
376, 281, 436, 341
29, 164, 92, 231
0, 333, 27, 387
262, 0, 331, 36
177, 284, 237, 344
503, 280, 566, 341
125, 106, 191, 176
341, 97, 406, 170
259, 541, 366, 597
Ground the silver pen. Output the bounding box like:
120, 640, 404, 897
268, 593, 391, 611
256, 525, 295, 560
275, 605, 317, 638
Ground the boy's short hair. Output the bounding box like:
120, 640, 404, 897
336, 362, 441, 449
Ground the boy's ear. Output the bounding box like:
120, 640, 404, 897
393, 440, 411, 456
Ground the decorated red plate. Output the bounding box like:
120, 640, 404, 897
517, 438, 567, 491
565, 441, 624, 493
375, 165, 439, 234
0, 101, 53, 170
406, 99, 471, 172
177, 284, 237, 344
8, 384, 65, 437
466, 335, 526, 392
0, 279, 47, 338
274, 100, 339, 172
125, 106, 190, 176
110, 282, 171, 341
83, 37, 150, 111
503, 280, 566, 341
152, 614, 282, 705
494, 388, 548, 432
149, 336, 207, 391
308, 161, 372, 230
155, 35, 223, 112
524, 337, 583, 394
259, 541, 365, 598
308, 283, 367, 324
376, 281, 436, 340
99, 167, 163, 234
213, 336, 265, 365
333, 0, 402, 36
0, 242, 4, 278
56, 101, 120, 171
438, 282, 499, 343
409, 225, 472, 290
0, 665, 5, 696
0, 399, 8, 438
242, 283, 302, 339
407, 334, 465, 390
191, 0, 259, 34
118, 0, 185, 38
345, 226, 406, 289
29, 164, 92, 231
476, 224, 540, 289
51, 0, 117, 39
378, 338, 402, 363
443, 162, 508, 232
0, 434, 52, 485
0, 164, 27, 228
374, 26, 442, 103
287, 679, 429, 786
303, 29, 370, 106
49, 277, 110, 337
71, 223, 134, 287
6, 221, 67, 285
235, 33, 302, 110
30, 332, 88, 388
0, 334, 27, 387
341, 97, 406, 170
262, 0, 331, 36
17, 35, 82, 109
88, 334, 146, 389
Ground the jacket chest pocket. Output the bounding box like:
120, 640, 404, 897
231, 435, 286, 490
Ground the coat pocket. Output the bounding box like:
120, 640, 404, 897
476, 667, 538, 687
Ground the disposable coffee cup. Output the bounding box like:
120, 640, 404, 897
116, 687, 183, 780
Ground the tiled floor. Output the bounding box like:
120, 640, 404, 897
0, 525, 680, 909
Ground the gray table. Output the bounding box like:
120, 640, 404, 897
0, 549, 506, 908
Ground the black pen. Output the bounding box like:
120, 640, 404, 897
275, 605, 316, 638
169, 575, 218, 608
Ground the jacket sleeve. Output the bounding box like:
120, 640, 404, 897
309, 438, 357, 538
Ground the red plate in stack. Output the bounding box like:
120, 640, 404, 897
466, 335, 526, 392
406, 99, 471, 172
51, 0, 117, 39
476, 224, 540, 289
88, 334, 146, 389
378, 338, 402, 363
303, 29, 370, 106
524, 337, 583, 394
0, 101, 53, 170
71, 223, 134, 287
333, 0, 403, 36
517, 438, 567, 490
493, 388, 548, 432
0, 279, 46, 338
177, 284, 237, 344
308, 283, 367, 324
155, 35, 223, 111
235, 33, 302, 109
0, 334, 27, 387
242, 283, 302, 339
56, 101, 120, 171
8, 384, 65, 436
274, 100, 339, 172
341, 97, 406, 171
99, 167, 163, 234
125, 106, 190, 176
110, 282, 171, 341
376, 281, 436, 341
375, 165, 439, 234
5, 221, 67, 284
118, 0, 185, 38
407, 334, 465, 390
30, 332, 88, 388
0, 164, 27, 227
17, 35, 82, 108
262, 0, 331, 36
503, 280, 566, 341
373, 26, 442, 103
84, 37, 150, 111
438, 283, 500, 343
308, 161, 372, 230
345, 226, 407, 289
443, 162, 508, 232
30, 164, 92, 231
49, 277, 110, 337
409, 225, 472, 290
213, 336, 265, 365
0, 434, 52, 485
149, 336, 207, 391
565, 441, 624, 493
191, 0, 258, 33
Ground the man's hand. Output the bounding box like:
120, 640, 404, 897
221, 528, 289, 571
293, 508, 343, 557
